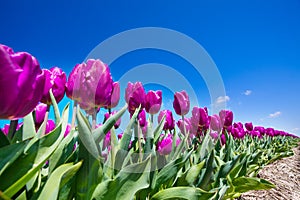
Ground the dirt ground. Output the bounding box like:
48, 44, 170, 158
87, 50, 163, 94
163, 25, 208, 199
240, 143, 300, 200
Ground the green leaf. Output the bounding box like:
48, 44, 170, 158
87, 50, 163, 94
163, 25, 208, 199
93, 104, 128, 143
0, 130, 10, 147
232, 176, 275, 193
77, 109, 100, 160
0, 141, 27, 176
38, 162, 82, 200
153, 115, 165, 143
198, 149, 215, 190
0, 122, 63, 198
151, 187, 215, 200
76, 140, 102, 200
176, 159, 206, 186
49, 89, 61, 125
92, 156, 151, 200
119, 105, 140, 150
22, 113, 36, 141
153, 150, 192, 191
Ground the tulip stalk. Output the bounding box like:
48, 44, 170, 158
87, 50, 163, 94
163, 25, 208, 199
7, 119, 18, 140
71, 101, 78, 130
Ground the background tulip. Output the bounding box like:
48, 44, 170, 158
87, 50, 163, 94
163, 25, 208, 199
65, 63, 82, 101
219, 110, 233, 128
145, 90, 162, 114
41, 67, 67, 105
157, 134, 180, 155
125, 82, 146, 115
45, 120, 56, 134
35, 103, 48, 126
245, 122, 254, 131
176, 117, 192, 134
0, 44, 45, 119
1, 123, 23, 135
137, 109, 147, 127
173, 90, 190, 116
210, 114, 222, 132
105, 82, 120, 109
191, 107, 209, 129
158, 110, 175, 131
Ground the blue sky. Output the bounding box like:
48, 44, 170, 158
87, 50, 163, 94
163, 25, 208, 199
1, 0, 300, 136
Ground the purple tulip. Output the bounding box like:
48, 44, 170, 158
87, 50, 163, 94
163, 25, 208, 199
220, 133, 226, 145
245, 122, 253, 131
45, 120, 56, 135
125, 82, 146, 115
1, 123, 23, 135
173, 91, 190, 116
0, 44, 45, 119
41, 67, 67, 105
104, 110, 121, 129
105, 82, 120, 109
145, 90, 162, 114
219, 110, 233, 128
66, 59, 113, 108
157, 134, 180, 155
177, 117, 192, 134
191, 107, 209, 129
35, 103, 48, 126
158, 110, 175, 131
254, 126, 265, 135
265, 128, 275, 137
138, 109, 147, 127
210, 114, 222, 132
210, 131, 219, 140
103, 131, 111, 150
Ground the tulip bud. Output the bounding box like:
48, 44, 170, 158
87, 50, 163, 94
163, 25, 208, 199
191, 107, 209, 128
145, 90, 162, 114
35, 103, 48, 126
245, 122, 253, 131
219, 110, 233, 128
137, 109, 147, 127
158, 110, 175, 131
157, 134, 180, 155
105, 82, 120, 109
41, 67, 67, 105
176, 117, 192, 134
173, 90, 190, 116
125, 82, 146, 115
210, 114, 222, 132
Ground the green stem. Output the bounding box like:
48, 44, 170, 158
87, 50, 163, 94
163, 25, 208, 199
41, 106, 50, 135
8, 119, 18, 140
92, 108, 97, 130
71, 101, 78, 130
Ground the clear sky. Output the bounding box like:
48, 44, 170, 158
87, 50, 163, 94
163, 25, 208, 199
1, 0, 299, 136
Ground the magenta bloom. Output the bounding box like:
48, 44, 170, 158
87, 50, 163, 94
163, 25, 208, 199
103, 131, 111, 150
45, 120, 56, 135
1, 123, 23, 135
265, 128, 275, 137
138, 109, 147, 127
35, 103, 48, 126
173, 90, 190, 116
41, 67, 67, 105
0, 44, 45, 120
125, 82, 146, 115
210, 114, 222, 132
105, 82, 120, 109
245, 122, 253, 131
66, 59, 113, 108
157, 134, 180, 155
104, 110, 121, 129
145, 90, 162, 114
176, 117, 192, 134
158, 110, 175, 131
191, 107, 209, 129
219, 110, 233, 128
220, 134, 226, 145
210, 131, 219, 140
64, 124, 71, 137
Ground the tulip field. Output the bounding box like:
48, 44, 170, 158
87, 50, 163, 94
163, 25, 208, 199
0, 44, 299, 200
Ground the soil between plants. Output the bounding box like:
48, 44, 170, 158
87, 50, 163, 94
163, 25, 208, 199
240, 143, 300, 200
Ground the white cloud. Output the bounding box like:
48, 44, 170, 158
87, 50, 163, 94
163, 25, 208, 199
243, 90, 252, 96
268, 111, 282, 118
215, 96, 230, 104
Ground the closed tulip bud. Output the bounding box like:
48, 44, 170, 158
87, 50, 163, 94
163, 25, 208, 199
41, 67, 66, 105
210, 114, 222, 132
219, 110, 233, 128
245, 122, 253, 131
138, 109, 147, 127
35, 103, 48, 126
191, 107, 209, 128
125, 82, 146, 115
0, 44, 45, 119
158, 110, 175, 131
45, 120, 56, 135
145, 90, 162, 114
173, 90, 190, 116
105, 82, 120, 109
210, 131, 219, 140
1, 123, 23, 135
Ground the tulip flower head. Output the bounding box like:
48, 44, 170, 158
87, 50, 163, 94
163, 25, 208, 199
104, 110, 121, 129
210, 114, 222, 133
157, 134, 180, 155
219, 110, 233, 128
158, 110, 175, 131
125, 82, 146, 115
145, 90, 162, 114
41, 67, 67, 105
105, 82, 120, 109
245, 122, 253, 131
173, 90, 190, 116
35, 103, 48, 126
0, 44, 45, 119
176, 117, 192, 135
